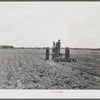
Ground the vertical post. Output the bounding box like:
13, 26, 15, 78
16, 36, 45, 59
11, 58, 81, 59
46, 47, 49, 60
65, 47, 70, 60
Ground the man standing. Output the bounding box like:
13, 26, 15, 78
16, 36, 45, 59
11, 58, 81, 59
56, 39, 61, 53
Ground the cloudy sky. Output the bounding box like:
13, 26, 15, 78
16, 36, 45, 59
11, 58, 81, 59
0, 2, 100, 48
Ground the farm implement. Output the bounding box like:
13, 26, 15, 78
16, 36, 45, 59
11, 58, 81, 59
45, 47, 76, 62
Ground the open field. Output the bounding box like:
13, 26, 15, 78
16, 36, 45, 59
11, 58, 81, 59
0, 48, 100, 89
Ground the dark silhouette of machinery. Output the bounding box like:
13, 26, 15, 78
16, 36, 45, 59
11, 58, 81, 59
45, 40, 76, 62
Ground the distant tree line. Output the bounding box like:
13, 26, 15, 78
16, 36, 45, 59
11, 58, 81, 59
0, 45, 14, 49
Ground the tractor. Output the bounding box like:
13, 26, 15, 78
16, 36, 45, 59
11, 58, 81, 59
45, 46, 76, 62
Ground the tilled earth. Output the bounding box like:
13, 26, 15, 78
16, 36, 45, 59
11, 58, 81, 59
0, 48, 100, 89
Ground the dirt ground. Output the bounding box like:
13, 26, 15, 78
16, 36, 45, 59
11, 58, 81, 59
0, 48, 100, 89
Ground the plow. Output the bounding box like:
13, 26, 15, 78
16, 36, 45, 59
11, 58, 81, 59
45, 47, 76, 62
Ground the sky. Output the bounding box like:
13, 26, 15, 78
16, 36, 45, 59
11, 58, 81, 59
0, 2, 100, 48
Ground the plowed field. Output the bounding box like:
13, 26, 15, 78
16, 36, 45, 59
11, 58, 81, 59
0, 48, 100, 89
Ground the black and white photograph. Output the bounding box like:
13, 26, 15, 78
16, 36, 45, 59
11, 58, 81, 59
0, 1, 100, 91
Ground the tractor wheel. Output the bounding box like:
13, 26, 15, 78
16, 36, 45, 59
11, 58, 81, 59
65, 47, 70, 60
46, 47, 49, 60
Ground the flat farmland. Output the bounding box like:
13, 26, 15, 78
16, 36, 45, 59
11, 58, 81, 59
0, 48, 100, 89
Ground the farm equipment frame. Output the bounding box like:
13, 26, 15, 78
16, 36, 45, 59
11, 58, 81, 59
45, 47, 76, 62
